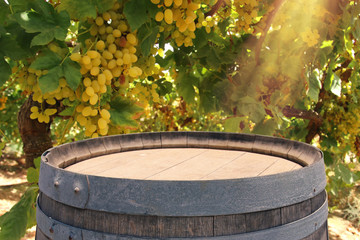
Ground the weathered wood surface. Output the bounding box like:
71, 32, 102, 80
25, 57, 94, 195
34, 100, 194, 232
65, 148, 301, 180
37, 190, 327, 238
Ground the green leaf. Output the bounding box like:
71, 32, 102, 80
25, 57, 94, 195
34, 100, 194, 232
308, 72, 321, 101
34, 157, 41, 169
0, 0, 10, 25
26, 167, 39, 183
14, 5, 70, 46
59, 105, 75, 116
323, 151, 334, 166
224, 117, 243, 132
176, 70, 197, 104
0, 58, 11, 88
252, 119, 277, 135
29, 50, 62, 70
109, 97, 142, 127
154, 78, 173, 96
137, 21, 159, 56
0, 33, 32, 60
62, 58, 81, 90
30, 31, 55, 47
57, 0, 97, 20
0, 187, 38, 240
218, 18, 231, 36
335, 164, 358, 185
7, 0, 30, 13
124, 0, 157, 31
38, 65, 63, 93
236, 96, 266, 124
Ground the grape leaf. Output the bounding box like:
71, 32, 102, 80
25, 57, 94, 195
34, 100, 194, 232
14, 6, 70, 46
176, 70, 198, 104
137, 21, 159, 56
0, 186, 38, 240
0, 34, 32, 60
58, 0, 115, 20
0, 57, 11, 88
124, 0, 157, 31
7, 0, 30, 13
59, 105, 75, 116
109, 97, 142, 127
34, 157, 41, 169
308, 72, 321, 102
30, 31, 55, 47
224, 117, 243, 132
62, 58, 81, 90
38, 65, 63, 93
26, 167, 39, 183
29, 50, 62, 70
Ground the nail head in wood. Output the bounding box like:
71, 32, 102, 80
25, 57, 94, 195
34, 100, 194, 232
74, 187, 80, 193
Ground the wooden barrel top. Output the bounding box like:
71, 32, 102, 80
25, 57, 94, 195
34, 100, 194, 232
65, 148, 302, 180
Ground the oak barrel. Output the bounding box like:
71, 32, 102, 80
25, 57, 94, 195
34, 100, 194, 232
36, 132, 328, 239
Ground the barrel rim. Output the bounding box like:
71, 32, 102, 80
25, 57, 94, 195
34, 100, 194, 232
38, 131, 326, 216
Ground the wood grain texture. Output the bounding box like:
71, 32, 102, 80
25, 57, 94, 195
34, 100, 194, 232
65, 148, 301, 180
38, 190, 327, 238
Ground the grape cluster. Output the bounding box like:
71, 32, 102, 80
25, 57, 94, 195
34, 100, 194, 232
233, 0, 259, 33
151, 0, 217, 47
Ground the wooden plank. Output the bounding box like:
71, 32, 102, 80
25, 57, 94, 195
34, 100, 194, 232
95, 148, 208, 179
281, 199, 311, 225
214, 214, 246, 235
245, 208, 281, 232
65, 148, 302, 180
202, 152, 279, 180
148, 149, 245, 180
259, 158, 302, 176
157, 216, 213, 238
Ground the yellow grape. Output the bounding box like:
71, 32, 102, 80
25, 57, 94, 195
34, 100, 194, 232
87, 50, 100, 59
76, 114, 88, 126
100, 85, 107, 93
123, 53, 131, 64
83, 77, 92, 87
174, 0, 182, 7
100, 109, 111, 120
30, 111, 39, 120
99, 127, 108, 135
76, 104, 84, 113
155, 11, 164, 22
90, 66, 100, 76
102, 51, 113, 60
44, 108, 57, 116
151, 0, 160, 4
116, 58, 124, 66
91, 133, 99, 138
96, 40, 106, 51
30, 106, 39, 112
164, 0, 173, 7
126, 33, 137, 45
46, 98, 56, 105
91, 109, 98, 116
98, 118, 108, 129
95, 16, 104, 26
82, 106, 92, 117
108, 44, 117, 54
106, 26, 113, 34
98, 74, 106, 85
89, 94, 99, 105
70, 53, 82, 62
108, 59, 117, 69
103, 69, 113, 81
113, 29, 121, 37
91, 58, 101, 67
164, 9, 173, 24
102, 12, 111, 21
82, 92, 90, 102
92, 81, 101, 92
82, 56, 91, 65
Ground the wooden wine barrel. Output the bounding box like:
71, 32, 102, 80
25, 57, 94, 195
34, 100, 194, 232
36, 132, 328, 240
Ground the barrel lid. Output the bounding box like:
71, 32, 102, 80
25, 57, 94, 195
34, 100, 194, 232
39, 131, 326, 216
